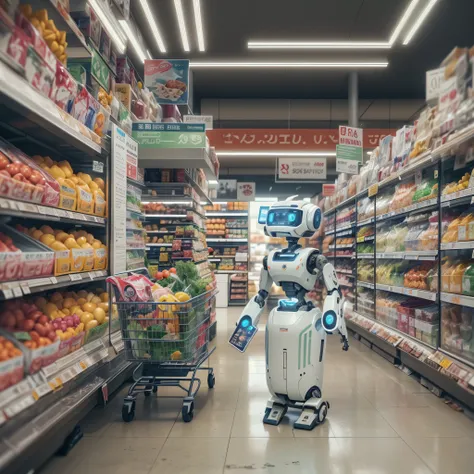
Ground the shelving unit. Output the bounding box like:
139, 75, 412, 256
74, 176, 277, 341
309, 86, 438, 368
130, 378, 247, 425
325, 125, 474, 408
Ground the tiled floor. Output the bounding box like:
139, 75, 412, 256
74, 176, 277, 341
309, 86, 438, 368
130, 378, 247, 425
41, 307, 474, 474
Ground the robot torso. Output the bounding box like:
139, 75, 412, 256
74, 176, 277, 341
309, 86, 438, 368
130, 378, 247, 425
267, 247, 319, 292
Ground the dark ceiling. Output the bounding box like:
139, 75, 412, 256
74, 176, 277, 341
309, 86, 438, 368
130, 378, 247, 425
131, 0, 474, 102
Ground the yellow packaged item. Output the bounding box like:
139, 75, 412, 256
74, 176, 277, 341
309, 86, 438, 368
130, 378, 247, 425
441, 259, 455, 292
450, 262, 470, 294
94, 247, 107, 270
457, 213, 474, 241
54, 249, 71, 275
94, 191, 106, 216
77, 187, 93, 214
58, 181, 77, 210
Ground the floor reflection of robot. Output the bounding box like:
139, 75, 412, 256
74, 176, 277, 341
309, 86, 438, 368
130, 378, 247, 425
229, 198, 349, 430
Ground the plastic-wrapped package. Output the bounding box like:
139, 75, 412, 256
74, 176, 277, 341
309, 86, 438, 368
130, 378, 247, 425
418, 213, 439, 250
413, 179, 438, 203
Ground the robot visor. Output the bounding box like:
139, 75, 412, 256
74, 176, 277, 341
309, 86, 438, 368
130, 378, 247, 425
267, 209, 303, 227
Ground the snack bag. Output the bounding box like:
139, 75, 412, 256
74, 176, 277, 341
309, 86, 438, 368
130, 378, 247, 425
54, 61, 78, 113
107, 274, 153, 302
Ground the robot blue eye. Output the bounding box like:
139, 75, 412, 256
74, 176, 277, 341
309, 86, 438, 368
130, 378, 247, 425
322, 311, 337, 331
288, 213, 296, 223
325, 314, 334, 325
268, 213, 274, 223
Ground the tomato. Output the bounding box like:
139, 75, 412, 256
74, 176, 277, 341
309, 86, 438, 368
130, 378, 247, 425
155, 271, 164, 280
0, 170, 10, 178
12, 173, 27, 182
169, 267, 177, 274
29, 171, 45, 185
5, 162, 20, 177
162, 270, 170, 279
19, 164, 32, 180
0, 153, 9, 170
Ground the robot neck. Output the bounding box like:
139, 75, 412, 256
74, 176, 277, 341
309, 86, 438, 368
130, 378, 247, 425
285, 237, 301, 252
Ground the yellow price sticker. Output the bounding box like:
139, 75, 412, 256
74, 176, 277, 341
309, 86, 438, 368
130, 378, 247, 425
439, 358, 453, 369
32, 391, 40, 401
80, 361, 88, 370
368, 184, 379, 198
452, 296, 461, 305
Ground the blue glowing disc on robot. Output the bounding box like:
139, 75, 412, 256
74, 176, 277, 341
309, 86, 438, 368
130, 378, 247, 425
228, 197, 349, 431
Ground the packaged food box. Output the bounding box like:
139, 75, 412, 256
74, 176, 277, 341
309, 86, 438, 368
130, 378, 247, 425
2, 224, 55, 281
72, 3, 101, 46
0, 140, 60, 207
68, 63, 87, 86
0, 12, 30, 70
0, 349, 24, 391
21, 337, 60, 374
54, 61, 78, 113
94, 247, 107, 270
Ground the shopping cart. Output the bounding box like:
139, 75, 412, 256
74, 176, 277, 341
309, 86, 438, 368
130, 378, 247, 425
113, 288, 217, 423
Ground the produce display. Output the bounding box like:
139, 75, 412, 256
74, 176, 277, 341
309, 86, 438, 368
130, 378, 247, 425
358, 198, 375, 221
206, 218, 248, 238
442, 208, 474, 243
335, 237, 354, 248
443, 172, 472, 196
358, 262, 374, 283
204, 202, 248, 212
16, 224, 107, 275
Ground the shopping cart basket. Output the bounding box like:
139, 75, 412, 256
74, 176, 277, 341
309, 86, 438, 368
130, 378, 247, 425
114, 288, 217, 422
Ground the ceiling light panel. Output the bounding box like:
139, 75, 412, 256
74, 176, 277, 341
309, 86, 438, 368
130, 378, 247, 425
248, 41, 391, 49
119, 20, 147, 62
89, 0, 126, 53
174, 0, 190, 52
193, 0, 205, 52
190, 61, 388, 68
403, 0, 439, 45
388, 0, 421, 44
139, 0, 166, 53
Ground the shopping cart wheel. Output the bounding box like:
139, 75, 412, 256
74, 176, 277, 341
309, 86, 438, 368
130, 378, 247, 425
152, 386, 158, 394
182, 399, 194, 423
207, 373, 215, 389
122, 399, 135, 423
144, 385, 152, 397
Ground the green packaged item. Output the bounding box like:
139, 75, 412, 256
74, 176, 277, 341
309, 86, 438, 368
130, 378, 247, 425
68, 64, 87, 86
462, 264, 474, 296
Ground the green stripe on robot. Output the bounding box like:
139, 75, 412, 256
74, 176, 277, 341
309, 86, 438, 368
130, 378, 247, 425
298, 324, 312, 370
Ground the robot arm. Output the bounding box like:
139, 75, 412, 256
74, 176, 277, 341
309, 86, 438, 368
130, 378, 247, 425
229, 257, 274, 352
240, 256, 273, 327
313, 254, 349, 351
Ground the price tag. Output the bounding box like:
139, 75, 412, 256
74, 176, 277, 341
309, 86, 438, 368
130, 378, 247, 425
92, 160, 104, 173
32, 383, 52, 401
0, 199, 9, 209
9, 201, 18, 210
12, 287, 22, 298
20, 283, 30, 295
50, 277, 58, 284
88, 272, 95, 280
439, 358, 453, 369
69, 273, 83, 282
66, 211, 75, 219
2, 289, 13, 300
4, 395, 35, 417
41, 363, 58, 379
452, 295, 461, 305
16, 202, 27, 211
38, 207, 47, 215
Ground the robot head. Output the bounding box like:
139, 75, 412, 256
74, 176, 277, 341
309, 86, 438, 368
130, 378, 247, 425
258, 200, 322, 239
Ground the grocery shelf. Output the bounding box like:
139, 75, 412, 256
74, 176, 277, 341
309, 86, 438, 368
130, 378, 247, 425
357, 235, 375, 243
146, 243, 172, 247
431, 122, 474, 159
0, 270, 108, 300
206, 212, 248, 217
141, 195, 197, 203
358, 281, 375, 289
0, 62, 102, 157
440, 292, 474, 308
376, 251, 438, 260
215, 270, 248, 274
375, 198, 438, 223
209, 255, 236, 259
335, 253, 355, 258
138, 147, 217, 180
357, 217, 375, 227
440, 187, 474, 206
0, 198, 106, 227
357, 254, 374, 259
144, 214, 188, 218
377, 283, 437, 302
207, 238, 248, 242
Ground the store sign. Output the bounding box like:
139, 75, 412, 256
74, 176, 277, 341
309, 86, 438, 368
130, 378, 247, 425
217, 179, 237, 200
276, 157, 327, 181
184, 115, 213, 130
207, 128, 395, 152
126, 134, 138, 180
144, 59, 190, 105
111, 125, 128, 274
336, 125, 363, 174
426, 67, 446, 102
322, 184, 336, 197
132, 123, 206, 149
237, 182, 256, 201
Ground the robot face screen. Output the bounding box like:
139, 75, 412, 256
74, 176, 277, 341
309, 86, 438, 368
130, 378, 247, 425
267, 209, 302, 227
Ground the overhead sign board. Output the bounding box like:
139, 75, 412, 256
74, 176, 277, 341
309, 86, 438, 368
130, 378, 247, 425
132, 123, 206, 149
276, 157, 327, 182
322, 184, 336, 197
237, 182, 256, 201
336, 126, 363, 175
184, 115, 213, 130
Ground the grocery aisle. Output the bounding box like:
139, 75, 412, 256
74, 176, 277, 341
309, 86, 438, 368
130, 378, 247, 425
40, 307, 474, 474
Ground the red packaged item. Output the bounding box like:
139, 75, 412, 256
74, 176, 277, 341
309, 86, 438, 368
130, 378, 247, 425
0, 140, 60, 207
24, 46, 55, 98
132, 99, 147, 119
107, 274, 154, 302
0, 10, 30, 70
72, 84, 90, 124
54, 60, 78, 112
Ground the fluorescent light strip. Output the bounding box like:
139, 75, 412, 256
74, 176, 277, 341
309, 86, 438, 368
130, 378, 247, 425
146, 49, 152, 59
119, 20, 147, 62
208, 180, 219, 184
174, 0, 190, 52
193, 0, 205, 51
248, 41, 390, 49
139, 0, 166, 53
217, 151, 337, 157
89, 0, 126, 53
389, 0, 421, 44
190, 62, 388, 68
403, 0, 439, 45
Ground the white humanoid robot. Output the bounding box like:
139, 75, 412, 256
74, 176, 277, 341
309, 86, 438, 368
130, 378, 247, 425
229, 198, 349, 430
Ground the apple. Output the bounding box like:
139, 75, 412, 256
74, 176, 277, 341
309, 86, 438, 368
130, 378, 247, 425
5, 162, 20, 177
12, 173, 27, 182
19, 164, 32, 180
0, 154, 9, 170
